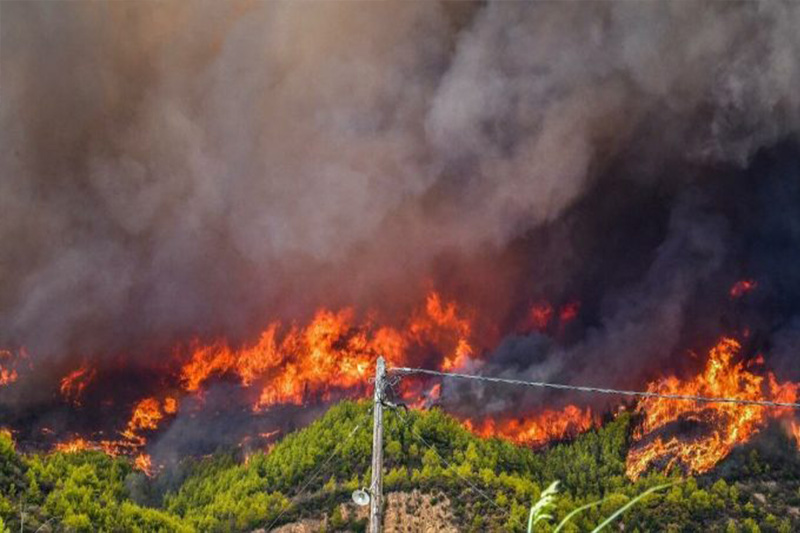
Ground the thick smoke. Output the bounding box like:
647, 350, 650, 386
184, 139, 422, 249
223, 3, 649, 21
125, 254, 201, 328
3, 2, 800, 424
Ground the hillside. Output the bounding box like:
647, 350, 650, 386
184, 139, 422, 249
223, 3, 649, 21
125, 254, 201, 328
1, 401, 799, 532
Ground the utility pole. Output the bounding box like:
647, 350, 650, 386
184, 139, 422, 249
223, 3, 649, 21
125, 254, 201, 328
369, 356, 385, 533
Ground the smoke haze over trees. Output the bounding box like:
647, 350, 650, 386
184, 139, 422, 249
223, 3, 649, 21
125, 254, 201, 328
4, 1, 800, 453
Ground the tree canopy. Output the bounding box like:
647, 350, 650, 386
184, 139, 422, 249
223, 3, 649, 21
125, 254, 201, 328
0, 402, 797, 532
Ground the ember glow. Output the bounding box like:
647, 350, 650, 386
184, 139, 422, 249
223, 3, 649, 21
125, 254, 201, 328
730, 279, 758, 299
558, 301, 580, 324
519, 301, 581, 335
524, 302, 554, 333
626, 338, 799, 479
0, 349, 22, 386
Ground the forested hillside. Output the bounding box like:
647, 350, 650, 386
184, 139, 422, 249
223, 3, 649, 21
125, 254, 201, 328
1, 402, 798, 532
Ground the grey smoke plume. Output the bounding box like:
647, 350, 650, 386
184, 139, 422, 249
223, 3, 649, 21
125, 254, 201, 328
2, 0, 800, 390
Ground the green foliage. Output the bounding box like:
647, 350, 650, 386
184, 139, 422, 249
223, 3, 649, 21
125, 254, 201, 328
0, 400, 796, 531
0, 432, 26, 500
0, 446, 190, 532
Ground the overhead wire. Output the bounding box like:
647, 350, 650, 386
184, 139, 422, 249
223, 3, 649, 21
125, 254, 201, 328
390, 366, 800, 409
269, 359, 797, 531
264, 419, 364, 531
384, 379, 508, 520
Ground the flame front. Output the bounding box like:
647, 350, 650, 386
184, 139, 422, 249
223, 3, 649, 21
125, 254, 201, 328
625, 337, 798, 479
463, 405, 595, 448
179, 292, 474, 409
40, 291, 592, 465
55, 438, 95, 454
8, 287, 798, 479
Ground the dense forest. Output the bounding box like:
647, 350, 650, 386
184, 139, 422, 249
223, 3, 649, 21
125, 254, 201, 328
1, 401, 799, 532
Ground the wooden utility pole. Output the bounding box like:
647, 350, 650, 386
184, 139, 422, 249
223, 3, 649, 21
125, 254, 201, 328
369, 356, 385, 533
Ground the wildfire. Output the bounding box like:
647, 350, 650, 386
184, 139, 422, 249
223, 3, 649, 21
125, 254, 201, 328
179, 291, 473, 410
164, 397, 178, 414
29, 292, 475, 467
121, 397, 176, 444
55, 438, 96, 453
134, 453, 155, 476
463, 405, 595, 448
418, 293, 474, 371
60, 363, 96, 405
790, 420, 800, 449
520, 300, 581, 334
52, 396, 179, 463
0, 349, 20, 386
15, 283, 797, 482
626, 337, 798, 479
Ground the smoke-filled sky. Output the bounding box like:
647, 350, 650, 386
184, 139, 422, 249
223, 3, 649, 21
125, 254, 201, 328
3, 0, 800, 404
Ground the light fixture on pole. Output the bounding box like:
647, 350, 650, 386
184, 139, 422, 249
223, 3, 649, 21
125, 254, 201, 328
352, 488, 371, 507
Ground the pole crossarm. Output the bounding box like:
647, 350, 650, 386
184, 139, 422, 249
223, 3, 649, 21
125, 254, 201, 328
390, 366, 800, 409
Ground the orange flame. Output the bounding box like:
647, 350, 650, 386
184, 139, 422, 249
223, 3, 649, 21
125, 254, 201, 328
0, 350, 19, 386
412, 293, 474, 371
463, 405, 595, 447
60, 364, 96, 405
626, 337, 798, 479
52, 397, 178, 458
40, 293, 473, 459
55, 438, 96, 453
406, 382, 442, 410
163, 397, 178, 414
121, 397, 176, 444
134, 453, 155, 476
35, 287, 798, 479
789, 420, 800, 449
179, 291, 473, 410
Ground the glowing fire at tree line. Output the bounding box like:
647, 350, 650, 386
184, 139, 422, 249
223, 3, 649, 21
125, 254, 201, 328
0, 283, 798, 479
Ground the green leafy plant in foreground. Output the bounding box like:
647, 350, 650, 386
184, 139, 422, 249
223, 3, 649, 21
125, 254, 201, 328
528, 481, 675, 533
527, 481, 559, 531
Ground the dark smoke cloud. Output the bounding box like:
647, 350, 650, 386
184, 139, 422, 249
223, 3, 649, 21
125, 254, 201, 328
3, 1, 800, 418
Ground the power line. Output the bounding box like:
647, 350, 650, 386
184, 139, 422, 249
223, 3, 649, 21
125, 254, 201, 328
390, 367, 800, 409
265, 420, 364, 531
392, 406, 507, 519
